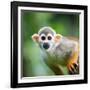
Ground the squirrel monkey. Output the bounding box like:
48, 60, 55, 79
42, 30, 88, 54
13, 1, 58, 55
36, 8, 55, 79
32, 27, 79, 75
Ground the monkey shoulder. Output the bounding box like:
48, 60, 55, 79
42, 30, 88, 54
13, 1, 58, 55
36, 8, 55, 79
54, 37, 78, 60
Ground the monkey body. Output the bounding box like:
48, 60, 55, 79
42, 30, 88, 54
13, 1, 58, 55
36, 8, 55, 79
32, 27, 79, 75
41, 36, 79, 74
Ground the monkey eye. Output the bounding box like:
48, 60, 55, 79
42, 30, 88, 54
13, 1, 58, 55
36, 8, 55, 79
48, 36, 52, 40
41, 36, 46, 40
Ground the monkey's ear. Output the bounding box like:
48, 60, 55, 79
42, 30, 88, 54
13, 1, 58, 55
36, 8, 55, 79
55, 34, 62, 43
32, 34, 39, 42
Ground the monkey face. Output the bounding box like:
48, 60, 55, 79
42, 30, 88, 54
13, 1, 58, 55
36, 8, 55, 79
39, 33, 55, 51
32, 27, 62, 52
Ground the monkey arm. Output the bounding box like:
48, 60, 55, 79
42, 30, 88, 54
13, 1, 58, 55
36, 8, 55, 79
67, 44, 79, 74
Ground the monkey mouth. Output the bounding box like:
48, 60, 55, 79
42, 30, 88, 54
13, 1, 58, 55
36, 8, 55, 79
43, 43, 50, 50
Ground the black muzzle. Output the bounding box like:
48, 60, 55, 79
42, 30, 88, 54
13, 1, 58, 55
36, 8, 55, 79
43, 43, 50, 49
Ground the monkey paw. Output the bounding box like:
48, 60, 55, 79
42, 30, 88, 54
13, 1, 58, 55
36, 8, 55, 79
67, 62, 79, 74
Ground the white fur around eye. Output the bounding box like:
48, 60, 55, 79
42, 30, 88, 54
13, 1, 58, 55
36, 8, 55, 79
40, 34, 46, 41
47, 33, 52, 37
47, 34, 53, 40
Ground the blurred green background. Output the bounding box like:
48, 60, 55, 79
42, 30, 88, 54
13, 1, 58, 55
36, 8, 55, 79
21, 10, 79, 77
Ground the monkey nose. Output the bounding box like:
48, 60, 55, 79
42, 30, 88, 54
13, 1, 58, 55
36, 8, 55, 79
43, 43, 49, 49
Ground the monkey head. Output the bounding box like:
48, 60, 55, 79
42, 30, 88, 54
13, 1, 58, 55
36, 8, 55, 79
32, 27, 62, 52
